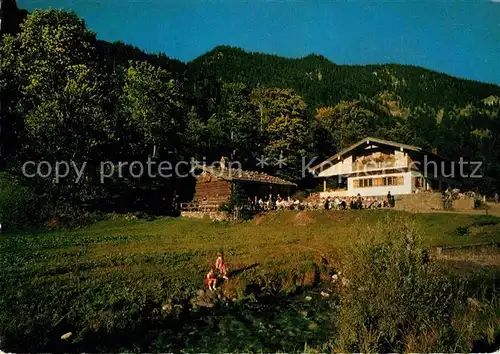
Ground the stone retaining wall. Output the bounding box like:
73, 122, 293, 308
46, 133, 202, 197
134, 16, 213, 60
395, 193, 477, 212
452, 198, 475, 211
181, 211, 230, 221
394, 193, 444, 212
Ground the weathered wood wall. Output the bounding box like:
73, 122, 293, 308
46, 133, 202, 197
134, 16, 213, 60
193, 174, 232, 206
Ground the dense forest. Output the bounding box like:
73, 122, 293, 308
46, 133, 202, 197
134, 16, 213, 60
189, 45, 500, 110
1, 3, 500, 229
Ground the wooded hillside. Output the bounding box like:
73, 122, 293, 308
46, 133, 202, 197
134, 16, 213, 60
189, 45, 500, 110
1, 4, 500, 227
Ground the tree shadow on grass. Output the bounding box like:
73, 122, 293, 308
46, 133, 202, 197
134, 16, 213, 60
228, 263, 260, 277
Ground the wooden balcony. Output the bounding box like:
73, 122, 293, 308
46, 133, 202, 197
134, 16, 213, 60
351, 160, 406, 172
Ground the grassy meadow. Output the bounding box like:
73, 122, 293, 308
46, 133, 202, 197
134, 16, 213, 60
1, 210, 500, 352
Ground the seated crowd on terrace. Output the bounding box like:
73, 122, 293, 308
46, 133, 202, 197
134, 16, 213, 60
235, 187, 494, 213
239, 192, 396, 212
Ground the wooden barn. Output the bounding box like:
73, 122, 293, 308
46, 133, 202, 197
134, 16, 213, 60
184, 165, 296, 211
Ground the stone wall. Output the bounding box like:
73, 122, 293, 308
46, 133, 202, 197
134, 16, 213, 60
394, 193, 477, 212
394, 193, 444, 212
452, 198, 475, 211
181, 211, 230, 221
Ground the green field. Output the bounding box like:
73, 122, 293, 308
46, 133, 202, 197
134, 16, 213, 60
1, 210, 500, 352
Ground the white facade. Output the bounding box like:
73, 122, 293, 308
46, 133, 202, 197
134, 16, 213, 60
314, 138, 437, 198
348, 172, 412, 197
317, 155, 353, 177
320, 171, 414, 198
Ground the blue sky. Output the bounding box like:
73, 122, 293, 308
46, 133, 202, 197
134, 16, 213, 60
18, 0, 500, 85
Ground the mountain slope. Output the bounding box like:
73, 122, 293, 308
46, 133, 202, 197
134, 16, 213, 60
96, 40, 188, 79
188, 46, 500, 109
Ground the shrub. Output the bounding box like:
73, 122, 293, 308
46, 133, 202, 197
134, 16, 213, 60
336, 218, 467, 352
470, 216, 499, 227
0, 173, 43, 230
454, 226, 470, 237
48, 204, 103, 229
218, 202, 231, 212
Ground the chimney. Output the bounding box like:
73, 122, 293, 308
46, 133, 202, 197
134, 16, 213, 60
220, 156, 227, 171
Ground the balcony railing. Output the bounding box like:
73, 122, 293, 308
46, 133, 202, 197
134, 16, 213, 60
351, 161, 407, 172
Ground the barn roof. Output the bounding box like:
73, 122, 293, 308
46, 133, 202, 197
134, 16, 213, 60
195, 165, 297, 186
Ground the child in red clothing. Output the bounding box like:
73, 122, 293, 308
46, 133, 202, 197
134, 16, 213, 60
204, 267, 217, 290
215, 252, 229, 280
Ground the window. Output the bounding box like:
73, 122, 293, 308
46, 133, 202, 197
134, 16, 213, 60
354, 178, 373, 188
354, 176, 404, 188
382, 176, 403, 186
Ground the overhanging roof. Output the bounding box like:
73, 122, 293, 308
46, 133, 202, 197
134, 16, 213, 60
196, 165, 297, 186
310, 137, 439, 173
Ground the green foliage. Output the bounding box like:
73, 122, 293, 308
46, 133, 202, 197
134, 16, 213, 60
225, 183, 248, 213
335, 219, 496, 352
218, 202, 231, 212
1, 212, 499, 352
3, 8, 500, 351
11, 9, 109, 164
97, 40, 187, 80
0, 0, 28, 36
4, 8, 500, 221
218, 83, 260, 161
189, 46, 500, 192
0, 173, 42, 230
470, 216, 499, 228
0, 33, 24, 164
251, 87, 311, 180
119, 60, 186, 158
189, 46, 500, 111
217, 183, 249, 215
1, 9, 114, 208
404, 105, 439, 150
454, 226, 470, 237
314, 100, 380, 150
49, 205, 104, 230
1, 9, 190, 216
192, 82, 261, 162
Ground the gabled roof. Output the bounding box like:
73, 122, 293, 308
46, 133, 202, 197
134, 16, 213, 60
195, 165, 297, 186
310, 137, 431, 172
